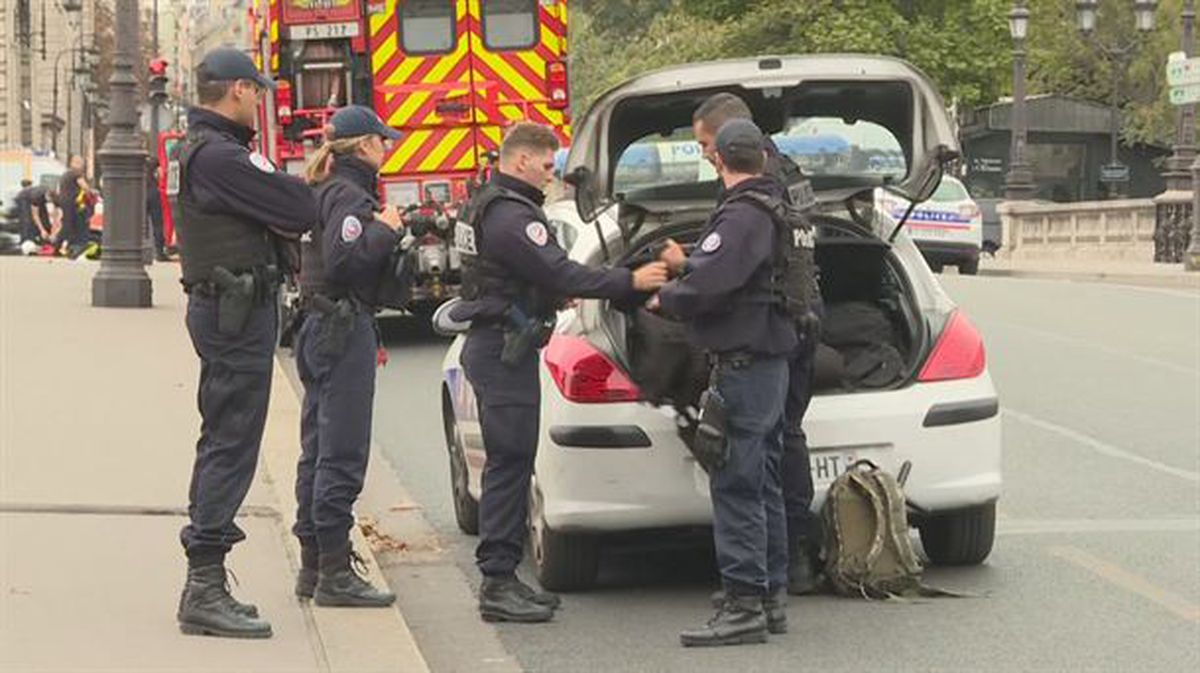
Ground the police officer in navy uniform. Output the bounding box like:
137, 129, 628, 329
692, 93, 824, 594
452, 122, 668, 623
173, 48, 317, 639
653, 119, 796, 647
292, 106, 403, 608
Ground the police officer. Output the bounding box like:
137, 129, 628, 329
692, 93, 824, 594
452, 122, 668, 623
291, 105, 403, 608
173, 48, 317, 639
653, 119, 796, 647
13, 179, 51, 250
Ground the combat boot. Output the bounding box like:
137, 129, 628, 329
314, 547, 396, 608
680, 593, 768, 647
763, 590, 788, 634
479, 576, 554, 623
512, 576, 561, 610
177, 565, 272, 639
295, 541, 319, 599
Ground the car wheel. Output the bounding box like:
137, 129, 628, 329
959, 258, 980, 275
530, 485, 599, 591
918, 502, 996, 566
443, 389, 479, 535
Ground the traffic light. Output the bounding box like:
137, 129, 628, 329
149, 58, 169, 105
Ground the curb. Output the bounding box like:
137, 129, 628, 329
978, 267, 1200, 291
260, 358, 431, 673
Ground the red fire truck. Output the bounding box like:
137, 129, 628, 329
248, 0, 571, 312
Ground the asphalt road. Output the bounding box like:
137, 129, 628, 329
365, 275, 1200, 673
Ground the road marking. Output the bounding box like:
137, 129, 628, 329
983, 320, 1199, 377
1049, 545, 1200, 623
1003, 407, 1200, 483
998, 518, 1200, 536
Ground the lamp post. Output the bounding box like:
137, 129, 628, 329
92, 0, 152, 308
1076, 0, 1157, 200
1166, 0, 1197, 191
1004, 1, 1036, 201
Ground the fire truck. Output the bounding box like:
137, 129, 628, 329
247, 0, 571, 314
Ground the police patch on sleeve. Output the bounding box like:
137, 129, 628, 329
341, 215, 363, 243
248, 152, 276, 174
525, 221, 549, 247
700, 232, 722, 253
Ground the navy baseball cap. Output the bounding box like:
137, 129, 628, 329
715, 118, 766, 165
197, 47, 276, 91
328, 105, 403, 141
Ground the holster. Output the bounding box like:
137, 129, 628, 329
500, 305, 553, 366
691, 383, 730, 473
211, 266, 256, 336
309, 294, 356, 359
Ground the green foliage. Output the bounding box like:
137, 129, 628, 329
569, 0, 1191, 146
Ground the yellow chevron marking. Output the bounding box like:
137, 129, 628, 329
372, 38, 396, 73
454, 148, 477, 171
474, 49, 542, 102
390, 91, 432, 127
540, 30, 561, 57
386, 128, 433, 173
419, 128, 471, 172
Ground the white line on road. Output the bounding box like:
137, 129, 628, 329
984, 320, 1199, 377
998, 518, 1200, 536
1003, 407, 1200, 483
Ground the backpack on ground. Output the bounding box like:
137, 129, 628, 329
822, 460, 964, 599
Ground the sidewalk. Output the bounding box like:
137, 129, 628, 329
978, 256, 1200, 291
0, 257, 429, 673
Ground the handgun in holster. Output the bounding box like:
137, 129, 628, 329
691, 386, 730, 473
310, 294, 356, 357
501, 304, 553, 366
211, 266, 256, 336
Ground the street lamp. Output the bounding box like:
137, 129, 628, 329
1077, 0, 1157, 199
1004, 1, 1036, 201
1164, 0, 1196, 192
92, 0, 152, 308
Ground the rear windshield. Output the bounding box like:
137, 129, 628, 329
400, 0, 456, 55
930, 178, 969, 202
612, 116, 907, 196
482, 0, 538, 51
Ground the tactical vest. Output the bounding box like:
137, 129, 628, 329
170, 133, 276, 286
454, 182, 559, 320
720, 190, 820, 321
297, 179, 340, 300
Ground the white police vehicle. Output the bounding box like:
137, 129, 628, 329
878, 176, 984, 274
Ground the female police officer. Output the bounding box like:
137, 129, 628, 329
292, 106, 404, 607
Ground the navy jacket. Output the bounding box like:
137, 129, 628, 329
184, 107, 316, 236
659, 176, 797, 356
316, 155, 399, 306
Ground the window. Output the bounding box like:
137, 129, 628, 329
401, 0, 456, 55
482, 0, 537, 51
931, 178, 970, 202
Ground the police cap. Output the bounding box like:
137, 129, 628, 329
197, 47, 276, 91
328, 105, 403, 141
715, 118, 766, 167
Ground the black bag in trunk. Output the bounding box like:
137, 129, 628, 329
627, 307, 709, 408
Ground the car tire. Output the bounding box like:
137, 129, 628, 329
959, 258, 980, 275
530, 487, 599, 591
918, 502, 996, 566
443, 389, 479, 535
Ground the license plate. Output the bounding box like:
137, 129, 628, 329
289, 22, 360, 40
810, 450, 860, 488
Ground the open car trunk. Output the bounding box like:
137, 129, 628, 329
606, 213, 926, 410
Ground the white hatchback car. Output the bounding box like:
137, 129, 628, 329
878, 176, 984, 274
441, 55, 1001, 590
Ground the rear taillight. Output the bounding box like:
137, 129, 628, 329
918, 311, 986, 382
546, 61, 568, 110
543, 335, 641, 403
275, 80, 293, 126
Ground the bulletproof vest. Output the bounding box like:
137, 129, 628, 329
454, 182, 558, 320
170, 132, 276, 286
722, 190, 820, 320
298, 179, 340, 299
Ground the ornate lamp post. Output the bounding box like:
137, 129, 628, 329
1076, 0, 1157, 200
1004, 1, 1036, 201
92, 0, 152, 307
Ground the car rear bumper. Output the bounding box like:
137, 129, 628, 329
535, 375, 1003, 533
914, 240, 981, 264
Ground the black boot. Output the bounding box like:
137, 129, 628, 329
763, 590, 788, 635
296, 542, 319, 600
177, 565, 272, 639
314, 547, 396, 608
512, 576, 561, 610
680, 594, 768, 647
479, 576, 554, 623
787, 542, 821, 596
